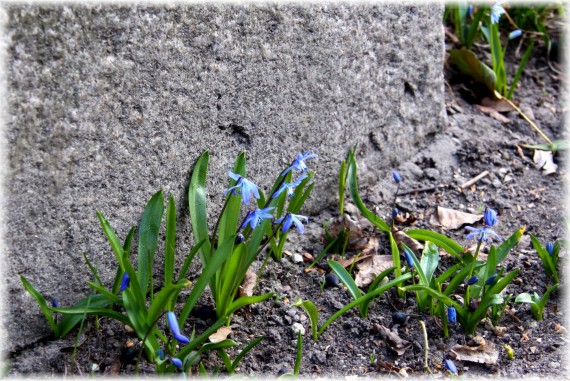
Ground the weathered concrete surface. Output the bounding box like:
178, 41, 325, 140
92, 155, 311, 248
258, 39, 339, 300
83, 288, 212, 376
2, 3, 445, 351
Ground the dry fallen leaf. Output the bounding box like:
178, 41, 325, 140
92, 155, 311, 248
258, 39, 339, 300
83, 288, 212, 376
451, 338, 499, 365
209, 326, 232, 343
474, 104, 511, 123
239, 269, 256, 297
355, 255, 393, 288
430, 206, 483, 230
362, 236, 380, 255
533, 149, 558, 175
373, 324, 411, 356
392, 230, 424, 253
555, 323, 568, 335
336, 253, 372, 268
480, 96, 516, 112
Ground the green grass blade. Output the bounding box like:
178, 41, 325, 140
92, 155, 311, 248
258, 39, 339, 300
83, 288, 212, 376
339, 160, 347, 216
218, 152, 246, 253
361, 267, 396, 315
226, 292, 274, 316
86, 281, 121, 304
507, 41, 534, 99
496, 227, 525, 263
230, 336, 265, 373
530, 234, 557, 281
137, 190, 165, 296
55, 294, 113, 337
147, 282, 187, 326
164, 195, 176, 286
539, 283, 559, 310
420, 242, 439, 284
51, 306, 131, 326
288, 173, 315, 213
404, 284, 465, 317
328, 260, 364, 316
346, 151, 390, 233
112, 226, 135, 294
188, 151, 212, 266
405, 229, 465, 261
293, 299, 319, 340
436, 263, 461, 284
20, 276, 58, 335
83, 253, 103, 287
389, 233, 404, 298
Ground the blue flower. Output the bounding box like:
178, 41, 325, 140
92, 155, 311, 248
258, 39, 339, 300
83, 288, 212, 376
273, 174, 308, 198
392, 171, 402, 183
119, 272, 130, 292
465, 208, 502, 243
447, 306, 457, 323
240, 207, 275, 230
224, 171, 260, 204
546, 242, 554, 256
467, 276, 479, 286
157, 349, 165, 361
490, 1, 506, 24
283, 150, 317, 175
275, 213, 308, 234
445, 359, 458, 375
508, 29, 522, 40
51, 299, 59, 308
392, 208, 399, 220
483, 208, 498, 227
403, 248, 415, 268
485, 273, 498, 286
167, 311, 190, 344
466, 4, 473, 17
171, 358, 183, 369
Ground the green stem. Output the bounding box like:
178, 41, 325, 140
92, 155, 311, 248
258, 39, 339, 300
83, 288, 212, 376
135, 310, 168, 374
465, 240, 483, 308
211, 196, 232, 250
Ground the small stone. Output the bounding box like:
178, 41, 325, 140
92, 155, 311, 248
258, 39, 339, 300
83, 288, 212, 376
283, 315, 293, 325
124, 325, 134, 333
514, 278, 523, 286
292, 323, 305, 336
291, 253, 304, 263
277, 368, 293, 376
324, 273, 341, 288
549, 361, 560, 369
91, 363, 100, 372
392, 311, 408, 325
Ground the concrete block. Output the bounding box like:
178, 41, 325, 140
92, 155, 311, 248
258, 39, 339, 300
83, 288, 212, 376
2, 3, 445, 350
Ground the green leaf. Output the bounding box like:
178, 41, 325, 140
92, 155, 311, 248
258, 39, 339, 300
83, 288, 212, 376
522, 140, 569, 153
86, 281, 121, 304
328, 260, 364, 316
188, 151, 212, 266
56, 294, 113, 337
405, 229, 465, 262
20, 276, 58, 335
172, 240, 206, 309
50, 306, 131, 326
218, 152, 246, 255
346, 150, 390, 233
404, 284, 465, 317
496, 227, 525, 263
507, 41, 534, 99
449, 49, 497, 93
420, 242, 440, 285
288, 178, 315, 214
339, 159, 347, 216
443, 262, 484, 296
164, 195, 176, 286
530, 234, 558, 282
489, 22, 506, 95
294, 330, 302, 375
515, 292, 536, 305
112, 226, 135, 295
389, 233, 403, 297
538, 283, 559, 310
229, 336, 265, 373
293, 299, 319, 341
146, 282, 187, 326
361, 267, 396, 315
137, 190, 165, 296
83, 253, 103, 287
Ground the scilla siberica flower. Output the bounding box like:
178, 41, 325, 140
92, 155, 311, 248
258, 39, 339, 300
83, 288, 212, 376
283, 150, 317, 175
225, 171, 260, 205
403, 247, 415, 268
485, 273, 498, 286
467, 276, 479, 286
447, 306, 457, 323
465, 207, 503, 243
445, 359, 458, 375
241, 207, 275, 230
275, 212, 308, 234
171, 358, 183, 369
167, 311, 190, 344
119, 272, 130, 292
52, 299, 59, 308
490, 0, 506, 24
546, 242, 554, 256
392, 171, 402, 183
273, 174, 308, 198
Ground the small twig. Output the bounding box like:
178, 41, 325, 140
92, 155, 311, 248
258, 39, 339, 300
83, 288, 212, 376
419, 320, 432, 375
398, 184, 447, 196
460, 170, 490, 189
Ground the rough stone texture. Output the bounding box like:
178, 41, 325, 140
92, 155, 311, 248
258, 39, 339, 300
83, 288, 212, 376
2, 3, 445, 351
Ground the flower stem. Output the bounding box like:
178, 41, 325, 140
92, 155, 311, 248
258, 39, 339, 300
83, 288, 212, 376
465, 240, 483, 308
211, 195, 232, 250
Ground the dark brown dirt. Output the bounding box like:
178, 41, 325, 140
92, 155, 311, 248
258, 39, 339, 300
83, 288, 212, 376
7, 31, 567, 379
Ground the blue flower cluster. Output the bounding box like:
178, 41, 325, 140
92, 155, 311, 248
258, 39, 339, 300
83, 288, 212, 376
465, 207, 503, 244
224, 150, 316, 235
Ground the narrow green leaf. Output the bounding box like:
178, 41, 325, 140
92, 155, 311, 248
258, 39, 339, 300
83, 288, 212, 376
328, 260, 364, 316
496, 227, 525, 263
112, 226, 135, 295
218, 152, 246, 254
86, 281, 121, 304
420, 242, 440, 284
389, 233, 403, 295
188, 151, 212, 266
83, 253, 103, 287
507, 41, 534, 99
164, 195, 176, 286
51, 306, 130, 326
361, 267, 396, 315
137, 190, 165, 296
294, 330, 302, 375
288, 173, 315, 213
405, 229, 465, 261
449, 49, 497, 93
293, 299, 319, 341
515, 292, 535, 304
20, 276, 57, 335
346, 151, 390, 232
56, 294, 113, 337
339, 160, 347, 216
404, 284, 466, 318
539, 283, 559, 310
230, 336, 265, 373
147, 282, 187, 326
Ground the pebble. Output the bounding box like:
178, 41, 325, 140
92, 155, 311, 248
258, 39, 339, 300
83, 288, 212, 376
549, 361, 560, 369
324, 273, 341, 288
291, 253, 304, 263
283, 315, 293, 325
292, 323, 305, 335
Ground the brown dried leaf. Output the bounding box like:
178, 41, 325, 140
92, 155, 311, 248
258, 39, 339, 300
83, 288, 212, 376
336, 253, 372, 268
431, 206, 483, 230
392, 230, 424, 253
374, 324, 411, 356
209, 326, 232, 343
362, 236, 380, 255
239, 269, 256, 297
355, 255, 393, 288
480, 96, 516, 112
533, 149, 558, 175
474, 104, 511, 123
555, 323, 568, 335
451, 338, 499, 365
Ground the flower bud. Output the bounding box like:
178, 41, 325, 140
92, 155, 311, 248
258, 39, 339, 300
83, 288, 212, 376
508, 29, 523, 40
447, 306, 457, 323
484, 208, 498, 227
392, 171, 402, 184
546, 242, 554, 256
403, 248, 414, 268
485, 273, 498, 286
445, 359, 458, 375
52, 299, 59, 308
235, 233, 245, 244
172, 358, 183, 369
119, 272, 130, 292
467, 276, 479, 286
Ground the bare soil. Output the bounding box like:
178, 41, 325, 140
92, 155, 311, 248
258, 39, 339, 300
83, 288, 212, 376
7, 36, 567, 378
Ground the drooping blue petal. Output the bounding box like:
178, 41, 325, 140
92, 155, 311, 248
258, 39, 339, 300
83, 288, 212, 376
445, 359, 458, 374
167, 311, 190, 344
224, 172, 260, 204
172, 358, 183, 369
447, 306, 457, 323
119, 272, 130, 292
490, 1, 506, 24
392, 171, 402, 183
403, 248, 415, 268
276, 213, 308, 234
283, 150, 317, 175
484, 208, 498, 227
241, 207, 275, 230
546, 242, 554, 256
467, 276, 479, 286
